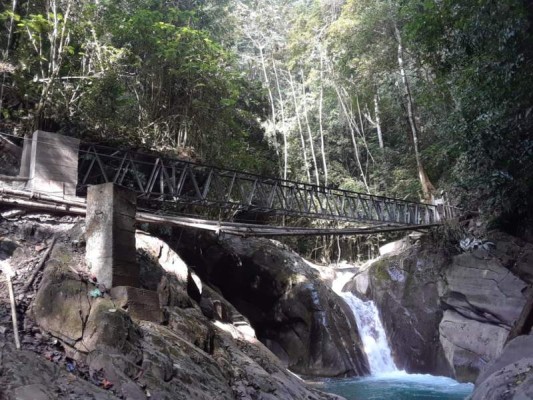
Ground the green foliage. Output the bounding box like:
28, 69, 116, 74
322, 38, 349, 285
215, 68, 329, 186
0, 0, 274, 174
2, 0, 532, 240
401, 0, 533, 232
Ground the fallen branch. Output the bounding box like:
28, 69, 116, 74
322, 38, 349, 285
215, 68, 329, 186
21, 235, 57, 294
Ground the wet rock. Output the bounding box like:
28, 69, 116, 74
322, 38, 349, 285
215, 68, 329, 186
344, 267, 371, 299
471, 335, 533, 399
367, 243, 452, 376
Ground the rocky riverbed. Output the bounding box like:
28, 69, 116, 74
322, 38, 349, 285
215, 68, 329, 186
2, 208, 532, 400
343, 228, 533, 399
0, 212, 356, 399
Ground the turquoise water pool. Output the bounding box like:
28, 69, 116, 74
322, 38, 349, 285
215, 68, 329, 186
321, 371, 474, 400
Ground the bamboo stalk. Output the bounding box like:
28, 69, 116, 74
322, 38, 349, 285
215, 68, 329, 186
7, 276, 20, 349
0, 187, 440, 236
1, 262, 21, 350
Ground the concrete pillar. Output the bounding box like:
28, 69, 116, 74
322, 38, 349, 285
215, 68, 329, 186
86, 183, 138, 289
86, 183, 162, 323
25, 130, 80, 197
18, 134, 32, 178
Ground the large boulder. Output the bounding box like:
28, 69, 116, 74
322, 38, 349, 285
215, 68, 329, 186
471, 335, 533, 400
367, 240, 452, 376
32, 267, 91, 345
438, 249, 528, 381
174, 232, 370, 377
440, 252, 528, 327
366, 231, 533, 383
439, 310, 509, 382
26, 229, 343, 400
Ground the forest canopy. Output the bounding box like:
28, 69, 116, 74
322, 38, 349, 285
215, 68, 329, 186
1, 0, 532, 235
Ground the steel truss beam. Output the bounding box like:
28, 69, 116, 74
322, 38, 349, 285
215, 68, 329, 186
78, 144, 453, 226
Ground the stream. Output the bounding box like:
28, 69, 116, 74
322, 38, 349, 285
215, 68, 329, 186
322, 372, 473, 400
324, 271, 474, 399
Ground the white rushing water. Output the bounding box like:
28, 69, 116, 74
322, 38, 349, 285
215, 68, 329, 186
326, 267, 473, 400
332, 271, 398, 375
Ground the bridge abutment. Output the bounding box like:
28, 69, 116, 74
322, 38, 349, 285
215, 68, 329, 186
19, 130, 80, 197
86, 183, 138, 288
86, 182, 162, 323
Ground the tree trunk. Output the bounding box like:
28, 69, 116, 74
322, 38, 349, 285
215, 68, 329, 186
334, 83, 370, 193
318, 51, 328, 186
374, 94, 384, 149
273, 58, 288, 181
300, 69, 320, 186
395, 26, 435, 202
288, 71, 311, 183
258, 46, 281, 174
35, 0, 73, 128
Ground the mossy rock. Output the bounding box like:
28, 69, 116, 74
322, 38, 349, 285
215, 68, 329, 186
49, 243, 75, 269
32, 277, 90, 345
77, 298, 142, 362
370, 257, 394, 284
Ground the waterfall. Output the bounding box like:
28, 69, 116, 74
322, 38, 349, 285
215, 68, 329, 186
333, 271, 398, 375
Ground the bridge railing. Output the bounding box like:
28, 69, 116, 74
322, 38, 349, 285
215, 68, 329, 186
77, 143, 446, 225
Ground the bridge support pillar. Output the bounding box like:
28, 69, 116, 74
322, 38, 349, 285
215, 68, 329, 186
20, 130, 80, 197
86, 183, 139, 288
85, 183, 162, 323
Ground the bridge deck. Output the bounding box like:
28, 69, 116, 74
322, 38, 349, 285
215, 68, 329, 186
0, 130, 456, 234
77, 143, 452, 226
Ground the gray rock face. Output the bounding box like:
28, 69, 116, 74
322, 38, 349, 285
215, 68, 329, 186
0, 344, 117, 400
22, 229, 344, 400
439, 310, 509, 382
365, 232, 533, 383
438, 249, 528, 381
174, 232, 370, 377
472, 335, 533, 400
367, 243, 452, 376
343, 268, 371, 299
440, 252, 528, 327
32, 263, 91, 345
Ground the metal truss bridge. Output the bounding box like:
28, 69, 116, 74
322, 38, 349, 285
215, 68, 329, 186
73, 142, 454, 235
